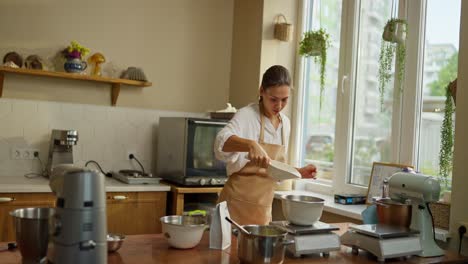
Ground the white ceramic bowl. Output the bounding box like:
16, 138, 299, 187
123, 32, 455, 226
160, 215, 207, 249
280, 195, 324, 226
267, 160, 301, 181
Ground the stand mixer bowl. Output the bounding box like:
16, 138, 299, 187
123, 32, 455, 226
375, 199, 412, 227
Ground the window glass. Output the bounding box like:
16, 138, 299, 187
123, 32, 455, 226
349, 0, 394, 185
300, 0, 343, 181
418, 0, 460, 191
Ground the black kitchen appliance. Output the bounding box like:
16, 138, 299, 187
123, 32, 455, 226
157, 117, 228, 186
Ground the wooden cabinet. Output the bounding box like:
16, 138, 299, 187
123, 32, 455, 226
106, 192, 167, 235
0, 193, 56, 242
164, 181, 222, 215
0, 191, 167, 242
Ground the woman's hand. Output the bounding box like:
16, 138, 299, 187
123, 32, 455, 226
297, 164, 317, 179
248, 141, 271, 168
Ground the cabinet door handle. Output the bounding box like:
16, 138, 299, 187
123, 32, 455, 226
0, 197, 14, 203
112, 195, 127, 200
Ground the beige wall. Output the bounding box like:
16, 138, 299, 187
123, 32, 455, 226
228, 0, 299, 112
0, 0, 233, 112
229, 0, 264, 109
449, 0, 468, 254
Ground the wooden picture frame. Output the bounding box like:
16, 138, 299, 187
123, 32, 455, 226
366, 162, 413, 204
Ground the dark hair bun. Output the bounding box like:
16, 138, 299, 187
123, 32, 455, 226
261, 65, 291, 89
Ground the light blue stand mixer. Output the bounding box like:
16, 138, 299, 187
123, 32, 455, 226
341, 172, 444, 262
388, 172, 444, 257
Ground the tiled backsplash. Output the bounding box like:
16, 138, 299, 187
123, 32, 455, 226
0, 98, 204, 177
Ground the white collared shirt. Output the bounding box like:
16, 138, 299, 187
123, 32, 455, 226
214, 103, 290, 176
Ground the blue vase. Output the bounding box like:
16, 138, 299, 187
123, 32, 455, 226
64, 58, 87, 73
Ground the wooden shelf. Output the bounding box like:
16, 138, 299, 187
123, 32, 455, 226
0, 66, 152, 106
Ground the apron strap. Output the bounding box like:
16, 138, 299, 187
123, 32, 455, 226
260, 113, 266, 144
259, 104, 285, 146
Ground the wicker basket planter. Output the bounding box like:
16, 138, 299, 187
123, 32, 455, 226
428, 201, 450, 230
274, 14, 293, 42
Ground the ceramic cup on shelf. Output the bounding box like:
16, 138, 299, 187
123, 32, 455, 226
64, 58, 87, 73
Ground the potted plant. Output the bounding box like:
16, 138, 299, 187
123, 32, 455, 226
439, 80, 456, 188
299, 28, 330, 111
383, 18, 407, 44
378, 19, 408, 110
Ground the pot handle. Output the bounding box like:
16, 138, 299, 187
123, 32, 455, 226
282, 239, 295, 246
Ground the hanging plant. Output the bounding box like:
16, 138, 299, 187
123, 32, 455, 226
299, 28, 330, 111
439, 81, 456, 187
378, 18, 408, 111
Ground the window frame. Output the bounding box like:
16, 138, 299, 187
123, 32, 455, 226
292, 0, 436, 195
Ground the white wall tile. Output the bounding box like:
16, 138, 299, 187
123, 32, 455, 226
0, 139, 10, 160
59, 103, 84, 121
94, 122, 117, 145
83, 105, 108, 123
103, 143, 125, 162
0, 117, 24, 139
11, 100, 38, 120
23, 116, 50, 145
0, 98, 202, 177
38, 101, 61, 120
0, 100, 12, 120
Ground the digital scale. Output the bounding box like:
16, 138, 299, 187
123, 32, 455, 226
111, 170, 162, 185
270, 221, 341, 258
340, 224, 422, 263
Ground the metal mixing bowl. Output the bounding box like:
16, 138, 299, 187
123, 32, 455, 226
107, 233, 125, 253
280, 195, 325, 226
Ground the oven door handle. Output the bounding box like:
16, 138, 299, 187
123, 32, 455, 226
192, 120, 228, 126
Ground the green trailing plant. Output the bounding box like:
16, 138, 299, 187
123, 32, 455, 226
299, 28, 330, 111
439, 83, 455, 187
378, 18, 408, 111
378, 41, 395, 110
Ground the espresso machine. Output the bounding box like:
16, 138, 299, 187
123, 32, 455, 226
341, 172, 444, 262
46, 129, 78, 177
48, 165, 107, 264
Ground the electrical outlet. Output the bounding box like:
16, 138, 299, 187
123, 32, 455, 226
459, 222, 468, 237
11, 148, 40, 160
126, 151, 136, 160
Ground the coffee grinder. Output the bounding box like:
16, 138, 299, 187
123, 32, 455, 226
46, 129, 78, 177
47, 165, 107, 264
341, 172, 444, 262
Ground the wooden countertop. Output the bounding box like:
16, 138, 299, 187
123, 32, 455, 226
0, 223, 466, 263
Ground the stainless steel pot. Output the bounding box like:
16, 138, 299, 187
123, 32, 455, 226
9, 207, 54, 264
375, 199, 412, 227
237, 225, 294, 264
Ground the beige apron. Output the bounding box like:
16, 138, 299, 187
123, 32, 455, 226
218, 112, 287, 225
